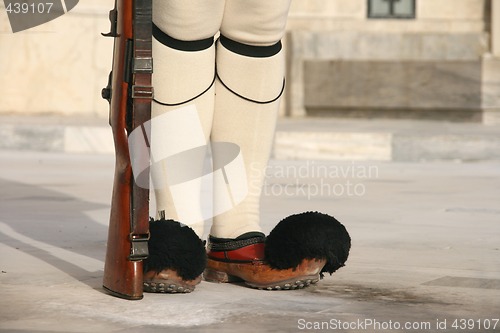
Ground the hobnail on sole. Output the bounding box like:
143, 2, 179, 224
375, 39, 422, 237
143, 281, 194, 294
203, 268, 320, 291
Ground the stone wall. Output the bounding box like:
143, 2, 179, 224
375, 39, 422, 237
0, 0, 498, 122
285, 0, 498, 121
304, 60, 483, 119
0, 0, 114, 118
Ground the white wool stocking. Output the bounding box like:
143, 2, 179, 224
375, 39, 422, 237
150, 0, 224, 237
151, 0, 291, 239
210, 0, 291, 238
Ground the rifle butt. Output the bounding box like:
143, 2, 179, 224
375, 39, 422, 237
103, 157, 144, 300
102, 0, 152, 300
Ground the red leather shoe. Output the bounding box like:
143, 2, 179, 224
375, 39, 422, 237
204, 212, 351, 290
204, 232, 324, 290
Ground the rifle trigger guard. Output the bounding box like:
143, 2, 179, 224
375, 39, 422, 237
128, 233, 150, 261
101, 71, 113, 104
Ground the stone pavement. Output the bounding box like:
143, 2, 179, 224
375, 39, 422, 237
0, 116, 500, 332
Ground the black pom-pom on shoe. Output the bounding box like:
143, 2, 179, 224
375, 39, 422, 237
143, 218, 207, 281
264, 212, 351, 277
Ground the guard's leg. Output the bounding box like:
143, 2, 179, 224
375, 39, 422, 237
144, 0, 224, 293
210, 0, 291, 239
205, 1, 351, 290
151, 0, 225, 238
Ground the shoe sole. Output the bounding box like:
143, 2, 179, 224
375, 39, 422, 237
203, 267, 320, 291
143, 280, 195, 294
246, 276, 320, 290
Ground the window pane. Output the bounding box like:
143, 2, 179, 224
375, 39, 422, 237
394, 0, 415, 17
369, 0, 391, 17
368, 0, 416, 19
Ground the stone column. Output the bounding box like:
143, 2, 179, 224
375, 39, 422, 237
482, 0, 500, 124
492, 0, 500, 56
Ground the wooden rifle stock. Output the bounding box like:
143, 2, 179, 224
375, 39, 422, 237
101, 0, 153, 300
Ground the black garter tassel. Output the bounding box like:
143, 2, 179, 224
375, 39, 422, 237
265, 212, 351, 278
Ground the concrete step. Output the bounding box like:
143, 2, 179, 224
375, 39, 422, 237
1, 114, 499, 162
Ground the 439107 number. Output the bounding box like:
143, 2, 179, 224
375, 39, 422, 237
452, 319, 499, 330
6, 2, 54, 14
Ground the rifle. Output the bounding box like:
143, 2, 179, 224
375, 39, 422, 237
101, 0, 153, 300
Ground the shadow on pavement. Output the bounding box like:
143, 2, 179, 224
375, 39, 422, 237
0, 177, 109, 291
